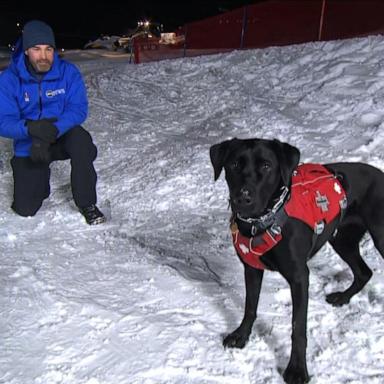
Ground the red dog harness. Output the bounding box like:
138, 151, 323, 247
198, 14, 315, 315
231, 164, 347, 270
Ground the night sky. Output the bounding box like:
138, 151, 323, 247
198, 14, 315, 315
0, 1, 257, 48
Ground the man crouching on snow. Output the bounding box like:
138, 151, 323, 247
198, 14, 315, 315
0, 20, 105, 225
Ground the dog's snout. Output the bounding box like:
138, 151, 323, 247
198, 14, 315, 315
233, 188, 253, 206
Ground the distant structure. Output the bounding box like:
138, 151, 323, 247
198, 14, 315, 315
183, 0, 384, 50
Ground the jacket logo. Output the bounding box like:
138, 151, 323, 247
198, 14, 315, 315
46, 88, 65, 98
24, 92, 30, 102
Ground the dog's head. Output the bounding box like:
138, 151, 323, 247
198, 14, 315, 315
210, 138, 300, 218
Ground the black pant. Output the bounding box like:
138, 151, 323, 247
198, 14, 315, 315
11, 126, 98, 217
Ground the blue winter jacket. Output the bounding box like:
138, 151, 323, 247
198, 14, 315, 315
0, 40, 88, 156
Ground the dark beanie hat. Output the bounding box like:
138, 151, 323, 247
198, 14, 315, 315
22, 20, 56, 51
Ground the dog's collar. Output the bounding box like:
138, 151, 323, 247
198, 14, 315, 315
235, 186, 289, 236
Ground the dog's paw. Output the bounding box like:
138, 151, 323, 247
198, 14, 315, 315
326, 291, 351, 306
283, 365, 310, 384
223, 331, 249, 349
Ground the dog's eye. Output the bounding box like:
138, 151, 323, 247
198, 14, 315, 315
261, 162, 271, 171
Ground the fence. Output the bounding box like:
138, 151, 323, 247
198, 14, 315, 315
134, 0, 384, 64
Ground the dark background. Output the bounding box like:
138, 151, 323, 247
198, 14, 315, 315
0, 1, 257, 48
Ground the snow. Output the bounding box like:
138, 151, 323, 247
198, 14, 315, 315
1, 35, 384, 383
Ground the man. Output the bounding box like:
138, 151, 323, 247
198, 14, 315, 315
0, 20, 106, 225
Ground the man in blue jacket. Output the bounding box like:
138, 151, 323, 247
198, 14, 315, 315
0, 20, 105, 225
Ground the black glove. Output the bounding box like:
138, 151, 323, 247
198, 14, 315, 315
27, 118, 58, 143
29, 138, 51, 163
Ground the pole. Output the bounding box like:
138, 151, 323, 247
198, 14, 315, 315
133, 38, 140, 64
318, 0, 326, 41
240, 6, 248, 49
183, 25, 187, 58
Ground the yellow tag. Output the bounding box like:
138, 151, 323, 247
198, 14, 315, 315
230, 221, 238, 233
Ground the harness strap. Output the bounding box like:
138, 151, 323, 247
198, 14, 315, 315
231, 221, 281, 269
231, 163, 348, 270
307, 195, 347, 257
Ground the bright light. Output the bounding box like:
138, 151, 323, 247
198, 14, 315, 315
137, 20, 150, 28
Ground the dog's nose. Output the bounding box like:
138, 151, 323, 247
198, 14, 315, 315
233, 188, 253, 206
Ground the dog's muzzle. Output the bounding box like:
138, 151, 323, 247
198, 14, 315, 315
231, 187, 254, 208
233, 187, 289, 235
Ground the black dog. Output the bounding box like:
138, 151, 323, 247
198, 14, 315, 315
210, 137, 384, 384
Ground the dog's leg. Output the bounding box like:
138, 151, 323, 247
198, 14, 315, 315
223, 265, 263, 348
282, 266, 310, 384
327, 223, 372, 306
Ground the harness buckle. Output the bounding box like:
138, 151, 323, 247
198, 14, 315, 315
339, 196, 347, 210
270, 223, 282, 236
251, 224, 258, 236
314, 220, 325, 235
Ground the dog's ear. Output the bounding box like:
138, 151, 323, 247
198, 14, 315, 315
272, 139, 300, 186
209, 139, 234, 181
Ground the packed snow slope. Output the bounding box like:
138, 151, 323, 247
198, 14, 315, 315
1, 36, 384, 384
